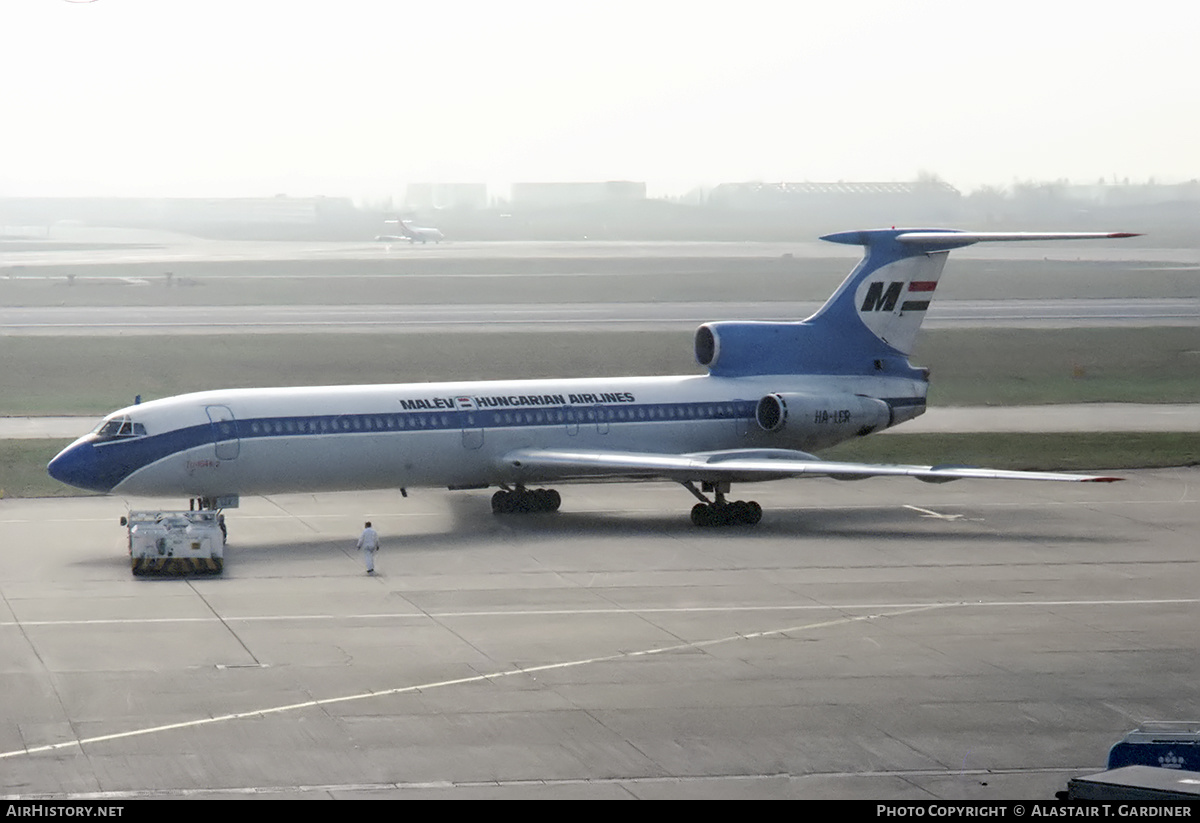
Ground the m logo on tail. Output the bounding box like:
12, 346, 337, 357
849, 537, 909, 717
860, 281, 904, 313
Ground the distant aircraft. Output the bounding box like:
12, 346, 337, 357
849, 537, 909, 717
375, 217, 444, 244
49, 228, 1134, 528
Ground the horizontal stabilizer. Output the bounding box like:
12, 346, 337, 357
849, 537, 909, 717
821, 228, 1141, 251
896, 231, 1141, 248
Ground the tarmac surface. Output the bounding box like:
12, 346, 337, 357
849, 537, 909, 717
1, 470, 1197, 800
3, 232, 1197, 800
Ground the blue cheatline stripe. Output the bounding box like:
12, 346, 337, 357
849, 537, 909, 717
237, 399, 755, 438
87, 396, 923, 490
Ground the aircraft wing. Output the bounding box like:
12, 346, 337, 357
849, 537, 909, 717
499, 447, 1121, 485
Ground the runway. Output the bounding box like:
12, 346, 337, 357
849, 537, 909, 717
1, 471, 1197, 799
5, 231, 1199, 267
3, 298, 1198, 335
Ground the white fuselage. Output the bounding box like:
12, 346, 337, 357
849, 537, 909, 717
84, 372, 925, 498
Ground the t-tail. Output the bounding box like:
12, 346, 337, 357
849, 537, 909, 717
695, 228, 1139, 379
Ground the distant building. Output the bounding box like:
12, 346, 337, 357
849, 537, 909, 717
405, 183, 489, 211
0, 197, 163, 227
0, 199, 362, 242
163, 196, 339, 224
510, 181, 646, 208
0, 196, 355, 230
708, 181, 961, 212
1060, 180, 1200, 206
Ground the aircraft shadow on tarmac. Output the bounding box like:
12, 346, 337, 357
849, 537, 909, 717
67, 497, 1118, 577
445, 495, 1119, 545
106, 516, 1115, 577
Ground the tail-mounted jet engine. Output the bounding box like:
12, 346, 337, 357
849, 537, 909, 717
755, 392, 892, 444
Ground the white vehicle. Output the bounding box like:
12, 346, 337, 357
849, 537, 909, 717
49, 228, 1133, 528
122, 510, 225, 575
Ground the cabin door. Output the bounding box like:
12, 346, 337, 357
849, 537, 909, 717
593, 404, 610, 435
206, 405, 240, 460
461, 411, 484, 450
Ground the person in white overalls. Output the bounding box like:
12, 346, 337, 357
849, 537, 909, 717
357, 521, 380, 574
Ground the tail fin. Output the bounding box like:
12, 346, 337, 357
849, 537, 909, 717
696, 228, 1137, 378
810, 229, 1140, 356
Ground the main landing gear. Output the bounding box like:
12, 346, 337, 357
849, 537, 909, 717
492, 485, 562, 514
683, 481, 762, 527
488, 482, 761, 526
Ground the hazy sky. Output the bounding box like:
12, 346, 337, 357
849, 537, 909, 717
2, 0, 1196, 199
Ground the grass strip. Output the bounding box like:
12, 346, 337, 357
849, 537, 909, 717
823, 432, 1200, 472
1, 327, 1199, 416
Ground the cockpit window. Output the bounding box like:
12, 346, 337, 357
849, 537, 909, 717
93, 415, 147, 441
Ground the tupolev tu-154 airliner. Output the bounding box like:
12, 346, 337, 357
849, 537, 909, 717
48, 228, 1135, 527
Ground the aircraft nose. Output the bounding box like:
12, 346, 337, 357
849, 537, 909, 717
47, 438, 112, 493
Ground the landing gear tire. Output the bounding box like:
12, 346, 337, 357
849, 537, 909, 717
690, 500, 761, 527
492, 487, 561, 515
